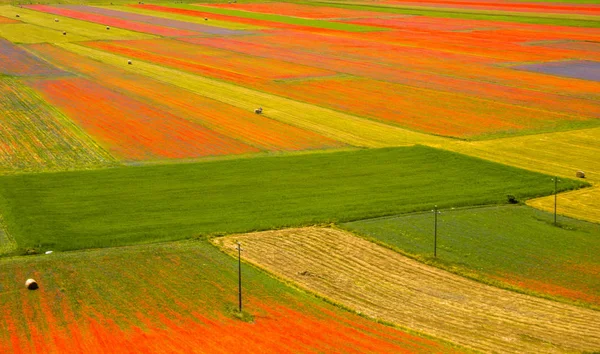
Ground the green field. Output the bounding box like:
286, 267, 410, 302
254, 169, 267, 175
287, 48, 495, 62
343, 205, 600, 307
0, 146, 585, 253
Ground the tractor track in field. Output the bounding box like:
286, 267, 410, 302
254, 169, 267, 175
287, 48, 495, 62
215, 227, 600, 353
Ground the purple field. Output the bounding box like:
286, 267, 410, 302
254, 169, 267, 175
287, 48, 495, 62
0, 39, 69, 77
515, 60, 600, 82
57, 5, 250, 36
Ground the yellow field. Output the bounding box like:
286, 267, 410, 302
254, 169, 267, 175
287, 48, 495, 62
57, 42, 450, 148
0, 5, 155, 41
215, 227, 600, 354
438, 128, 600, 222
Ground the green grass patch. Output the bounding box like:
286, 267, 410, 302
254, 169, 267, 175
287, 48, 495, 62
171, 3, 385, 32
343, 205, 600, 307
0, 146, 587, 252
313, 1, 600, 28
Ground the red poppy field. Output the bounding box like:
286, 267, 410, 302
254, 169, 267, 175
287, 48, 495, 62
1, 1, 599, 352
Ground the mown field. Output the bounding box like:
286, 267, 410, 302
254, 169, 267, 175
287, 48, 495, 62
1, 0, 599, 352
215, 227, 600, 353
344, 205, 600, 306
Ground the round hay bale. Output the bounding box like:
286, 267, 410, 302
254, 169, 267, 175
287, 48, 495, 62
106, 26, 110, 30
54, 18, 59, 22
127, 60, 132, 65
205, 18, 208, 21
576, 171, 586, 178
62, 31, 66, 35
16, 14, 20, 18
25, 279, 38, 290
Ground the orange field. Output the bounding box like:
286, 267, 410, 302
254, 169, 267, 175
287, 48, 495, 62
32, 77, 259, 161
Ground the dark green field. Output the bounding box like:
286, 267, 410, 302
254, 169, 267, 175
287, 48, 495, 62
343, 205, 600, 307
0, 146, 585, 252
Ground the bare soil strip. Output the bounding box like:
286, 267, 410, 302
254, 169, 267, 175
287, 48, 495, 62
215, 227, 600, 353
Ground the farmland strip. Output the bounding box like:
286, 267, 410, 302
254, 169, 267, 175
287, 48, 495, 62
57, 42, 447, 148
31, 77, 260, 161
0, 78, 114, 172
25, 5, 198, 37
26, 43, 344, 152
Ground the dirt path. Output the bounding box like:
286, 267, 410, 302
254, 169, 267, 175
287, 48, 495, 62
214, 227, 600, 353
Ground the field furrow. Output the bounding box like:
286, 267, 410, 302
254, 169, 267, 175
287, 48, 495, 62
0, 78, 114, 172
216, 227, 600, 353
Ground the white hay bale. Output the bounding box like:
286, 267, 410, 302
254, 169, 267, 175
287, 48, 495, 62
576, 171, 585, 178
106, 26, 110, 30
128, 60, 132, 65
25, 279, 38, 290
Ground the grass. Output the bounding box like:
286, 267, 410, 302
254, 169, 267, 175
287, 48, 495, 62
0, 145, 587, 252
343, 205, 600, 307
0, 239, 456, 352
314, 1, 600, 28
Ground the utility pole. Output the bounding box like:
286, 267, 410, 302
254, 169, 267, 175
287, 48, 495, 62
553, 177, 559, 226
433, 205, 440, 257
236, 242, 243, 312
